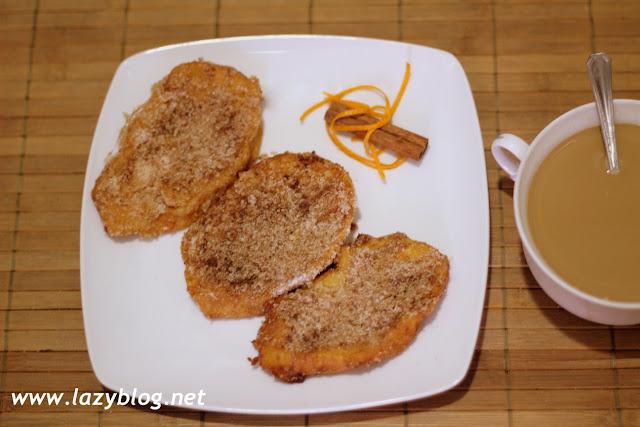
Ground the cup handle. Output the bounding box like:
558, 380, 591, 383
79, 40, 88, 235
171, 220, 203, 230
491, 133, 531, 181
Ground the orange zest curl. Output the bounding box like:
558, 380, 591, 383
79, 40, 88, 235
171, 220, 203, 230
300, 63, 411, 181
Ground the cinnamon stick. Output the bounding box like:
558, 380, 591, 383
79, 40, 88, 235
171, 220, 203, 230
323, 102, 428, 161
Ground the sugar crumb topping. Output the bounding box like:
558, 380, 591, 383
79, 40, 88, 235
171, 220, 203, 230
93, 60, 262, 233
183, 152, 356, 297
271, 233, 448, 352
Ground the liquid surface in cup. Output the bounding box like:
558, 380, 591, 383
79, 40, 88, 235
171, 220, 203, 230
528, 124, 640, 303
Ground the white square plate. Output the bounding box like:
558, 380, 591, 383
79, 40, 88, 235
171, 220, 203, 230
81, 35, 489, 414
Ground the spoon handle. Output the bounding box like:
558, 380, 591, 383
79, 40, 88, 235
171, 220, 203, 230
587, 53, 620, 174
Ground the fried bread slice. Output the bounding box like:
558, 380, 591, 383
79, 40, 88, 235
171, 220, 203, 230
181, 152, 356, 318
253, 232, 449, 382
92, 60, 262, 237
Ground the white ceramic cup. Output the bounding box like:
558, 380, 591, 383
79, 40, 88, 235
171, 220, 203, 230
491, 99, 640, 325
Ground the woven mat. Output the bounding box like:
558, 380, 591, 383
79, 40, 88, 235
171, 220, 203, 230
1, 0, 639, 425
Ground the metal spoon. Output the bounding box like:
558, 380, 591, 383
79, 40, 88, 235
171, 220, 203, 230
587, 52, 620, 174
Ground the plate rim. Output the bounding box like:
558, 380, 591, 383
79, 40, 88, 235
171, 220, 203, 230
79, 34, 490, 415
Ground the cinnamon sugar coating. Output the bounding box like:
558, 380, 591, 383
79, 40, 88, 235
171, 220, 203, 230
92, 60, 262, 237
181, 152, 356, 318
254, 232, 449, 382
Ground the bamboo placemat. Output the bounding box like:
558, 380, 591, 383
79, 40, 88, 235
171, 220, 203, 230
1, 0, 639, 426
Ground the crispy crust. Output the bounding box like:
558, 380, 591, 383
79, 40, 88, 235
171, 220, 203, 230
181, 152, 356, 318
92, 60, 262, 237
253, 233, 449, 382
